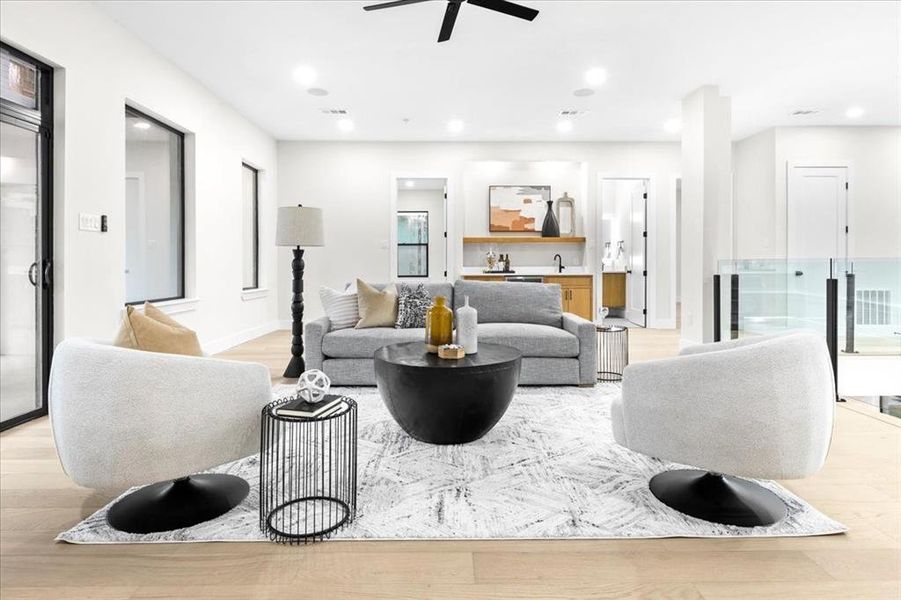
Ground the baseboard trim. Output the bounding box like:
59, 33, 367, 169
204, 320, 283, 354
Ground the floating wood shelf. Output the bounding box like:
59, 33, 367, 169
463, 236, 586, 244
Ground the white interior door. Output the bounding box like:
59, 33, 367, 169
625, 181, 647, 326
787, 166, 848, 260
786, 165, 848, 329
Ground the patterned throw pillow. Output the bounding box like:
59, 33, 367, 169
319, 286, 360, 330
395, 283, 431, 329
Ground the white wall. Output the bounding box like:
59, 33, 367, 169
1, 1, 280, 351
732, 126, 901, 259
277, 142, 680, 327
397, 188, 445, 279
732, 128, 777, 258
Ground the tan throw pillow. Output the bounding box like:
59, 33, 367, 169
355, 280, 398, 329
113, 303, 203, 356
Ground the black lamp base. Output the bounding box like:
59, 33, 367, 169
283, 355, 305, 379
106, 474, 249, 534
649, 469, 787, 527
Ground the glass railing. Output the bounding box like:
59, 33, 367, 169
715, 257, 900, 406
836, 258, 901, 356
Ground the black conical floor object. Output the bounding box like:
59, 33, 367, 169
649, 469, 787, 527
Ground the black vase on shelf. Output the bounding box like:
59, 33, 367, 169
541, 200, 560, 237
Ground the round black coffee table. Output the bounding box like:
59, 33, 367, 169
374, 342, 521, 444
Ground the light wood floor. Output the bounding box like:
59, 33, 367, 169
2, 328, 899, 599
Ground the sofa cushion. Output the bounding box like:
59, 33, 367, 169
320, 286, 359, 330
355, 280, 398, 329
322, 327, 425, 358
353, 282, 453, 305
477, 323, 578, 358
113, 303, 203, 357
395, 283, 431, 328
454, 280, 563, 327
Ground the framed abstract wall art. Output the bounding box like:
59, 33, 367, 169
488, 185, 551, 232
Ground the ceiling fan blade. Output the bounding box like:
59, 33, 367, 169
363, 0, 432, 11
438, 1, 463, 42
466, 0, 538, 21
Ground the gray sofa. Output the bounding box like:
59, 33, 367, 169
304, 279, 597, 386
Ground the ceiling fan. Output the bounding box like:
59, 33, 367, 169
363, 0, 539, 43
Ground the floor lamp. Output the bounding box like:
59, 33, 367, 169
276, 205, 324, 378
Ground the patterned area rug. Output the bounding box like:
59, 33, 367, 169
57, 384, 845, 543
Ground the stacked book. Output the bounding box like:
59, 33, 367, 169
275, 394, 345, 419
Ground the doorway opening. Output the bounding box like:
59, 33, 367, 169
599, 178, 648, 328
0, 44, 54, 431
391, 177, 448, 281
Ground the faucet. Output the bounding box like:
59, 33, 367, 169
553, 254, 565, 273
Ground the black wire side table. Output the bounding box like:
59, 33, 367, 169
260, 395, 357, 544
597, 325, 629, 381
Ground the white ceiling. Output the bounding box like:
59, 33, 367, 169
95, 0, 900, 142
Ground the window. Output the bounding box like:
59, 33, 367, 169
397, 211, 429, 277
242, 163, 259, 290
124, 106, 184, 304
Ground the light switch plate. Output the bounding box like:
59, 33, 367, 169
79, 213, 102, 232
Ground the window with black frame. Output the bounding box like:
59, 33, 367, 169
397, 211, 429, 278
124, 106, 185, 304
242, 163, 259, 290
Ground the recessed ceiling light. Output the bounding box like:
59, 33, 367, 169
447, 119, 464, 134
405, 180, 415, 188
663, 118, 682, 134
573, 88, 595, 97
556, 120, 573, 134
337, 118, 354, 132
292, 65, 318, 87
133, 121, 151, 130
845, 106, 864, 119
307, 88, 329, 97
584, 67, 607, 87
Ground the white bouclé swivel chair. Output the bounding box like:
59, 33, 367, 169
49, 339, 272, 534
611, 332, 835, 526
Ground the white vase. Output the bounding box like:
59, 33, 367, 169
455, 296, 478, 354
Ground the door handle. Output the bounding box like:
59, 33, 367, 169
42, 260, 52, 288
27, 262, 38, 286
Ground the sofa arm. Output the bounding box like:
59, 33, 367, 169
620, 333, 834, 479
303, 316, 331, 370
562, 312, 597, 386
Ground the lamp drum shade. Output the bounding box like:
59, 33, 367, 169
276, 206, 324, 247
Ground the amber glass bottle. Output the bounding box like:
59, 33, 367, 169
425, 296, 453, 353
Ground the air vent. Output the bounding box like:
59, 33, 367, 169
320, 108, 348, 115
791, 109, 819, 116
856, 289, 892, 325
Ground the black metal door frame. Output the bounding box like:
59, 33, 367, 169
0, 43, 54, 431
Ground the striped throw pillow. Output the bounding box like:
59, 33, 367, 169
319, 287, 360, 330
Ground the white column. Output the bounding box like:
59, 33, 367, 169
680, 86, 732, 344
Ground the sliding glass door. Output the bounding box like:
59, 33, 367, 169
0, 44, 53, 430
